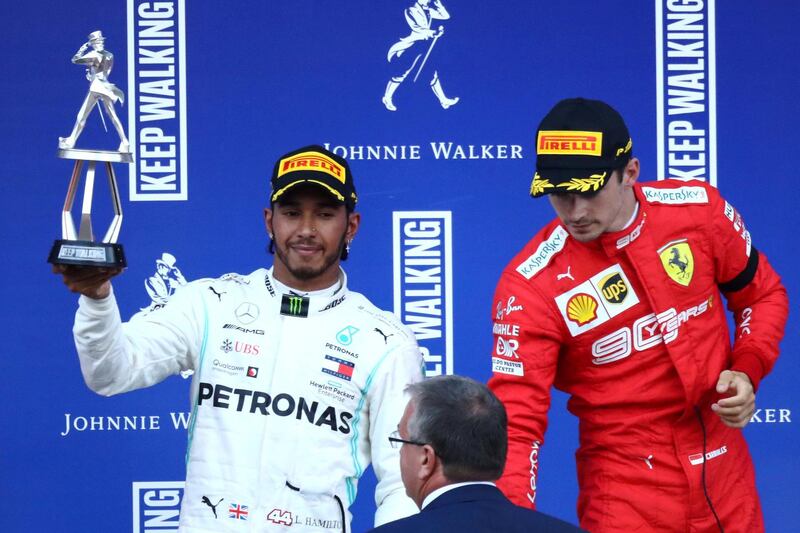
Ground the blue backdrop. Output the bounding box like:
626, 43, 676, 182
1, 1, 797, 531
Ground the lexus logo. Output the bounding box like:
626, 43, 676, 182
235, 302, 260, 325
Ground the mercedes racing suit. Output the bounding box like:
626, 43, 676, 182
489, 180, 787, 532
73, 267, 423, 532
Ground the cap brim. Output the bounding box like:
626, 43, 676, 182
271, 175, 347, 205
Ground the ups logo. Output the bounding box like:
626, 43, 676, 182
599, 273, 628, 304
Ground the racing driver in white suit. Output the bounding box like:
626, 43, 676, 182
54, 145, 424, 532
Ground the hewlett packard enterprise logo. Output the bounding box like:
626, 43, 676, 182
127, 0, 188, 201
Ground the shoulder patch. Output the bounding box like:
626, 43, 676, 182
642, 186, 708, 205
516, 226, 569, 280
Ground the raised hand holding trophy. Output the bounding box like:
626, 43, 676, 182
49, 30, 130, 268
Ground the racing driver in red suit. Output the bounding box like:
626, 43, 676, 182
489, 98, 788, 533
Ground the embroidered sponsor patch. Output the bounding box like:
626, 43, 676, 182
658, 239, 694, 286
689, 445, 727, 466
492, 357, 524, 376
321, 355, 355, 381
537, 130, 603, 156
516, 226, 569, 280
554, 264, 640, 337
642, 186, 708, 204
277, 151, 346, 183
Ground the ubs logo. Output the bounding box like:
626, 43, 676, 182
599, 273, 628, 304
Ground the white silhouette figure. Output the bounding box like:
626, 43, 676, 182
383, 0, 459, 111
145, 252, 187, 305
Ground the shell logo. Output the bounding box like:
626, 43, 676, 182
566, 293, 598, 326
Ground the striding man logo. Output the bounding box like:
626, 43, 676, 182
139, 252, 193, 379
382, 0, 459, 111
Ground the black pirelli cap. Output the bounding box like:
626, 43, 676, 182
531, 98, 632, 197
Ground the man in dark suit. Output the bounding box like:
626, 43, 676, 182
369, 375, 584, 532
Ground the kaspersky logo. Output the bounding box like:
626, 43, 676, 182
281, 294, 309, 317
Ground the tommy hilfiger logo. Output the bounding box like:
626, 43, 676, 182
281, 294, 309, 317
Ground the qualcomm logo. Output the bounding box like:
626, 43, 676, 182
382, 0, 459, 111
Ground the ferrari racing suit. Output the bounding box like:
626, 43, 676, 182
73, 267, 423, 532
489, 180, 787, 532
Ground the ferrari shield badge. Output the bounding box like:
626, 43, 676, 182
658, 239, 694, 286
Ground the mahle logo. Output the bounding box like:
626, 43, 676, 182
280, 294, 309, 317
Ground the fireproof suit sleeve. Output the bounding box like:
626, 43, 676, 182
73, 283, 204, 396
368, 323, 425, 526
489, 271, 562, 510
708, 188, 788, 390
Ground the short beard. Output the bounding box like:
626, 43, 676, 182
273, 232, 347, 281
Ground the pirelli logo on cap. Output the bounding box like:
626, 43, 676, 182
278, 151, 346, 183
537, 131, 603, 156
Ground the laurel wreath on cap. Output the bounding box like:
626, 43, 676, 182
530, 174, 554, 196
556, 172, 607, 193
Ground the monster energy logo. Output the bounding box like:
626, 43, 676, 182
281, 294, 309, 317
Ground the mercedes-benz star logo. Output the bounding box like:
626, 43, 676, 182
235, 302, 260, 325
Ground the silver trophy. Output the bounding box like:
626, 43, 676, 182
49, 30, 130, 267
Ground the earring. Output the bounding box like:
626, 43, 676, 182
346, 240, 351, 254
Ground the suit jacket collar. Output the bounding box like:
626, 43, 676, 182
424, 483, 506, 512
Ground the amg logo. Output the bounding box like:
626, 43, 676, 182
222, 323, 265, 335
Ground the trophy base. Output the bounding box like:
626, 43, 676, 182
48, 240, 127, 268
57, 147, 133, 164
